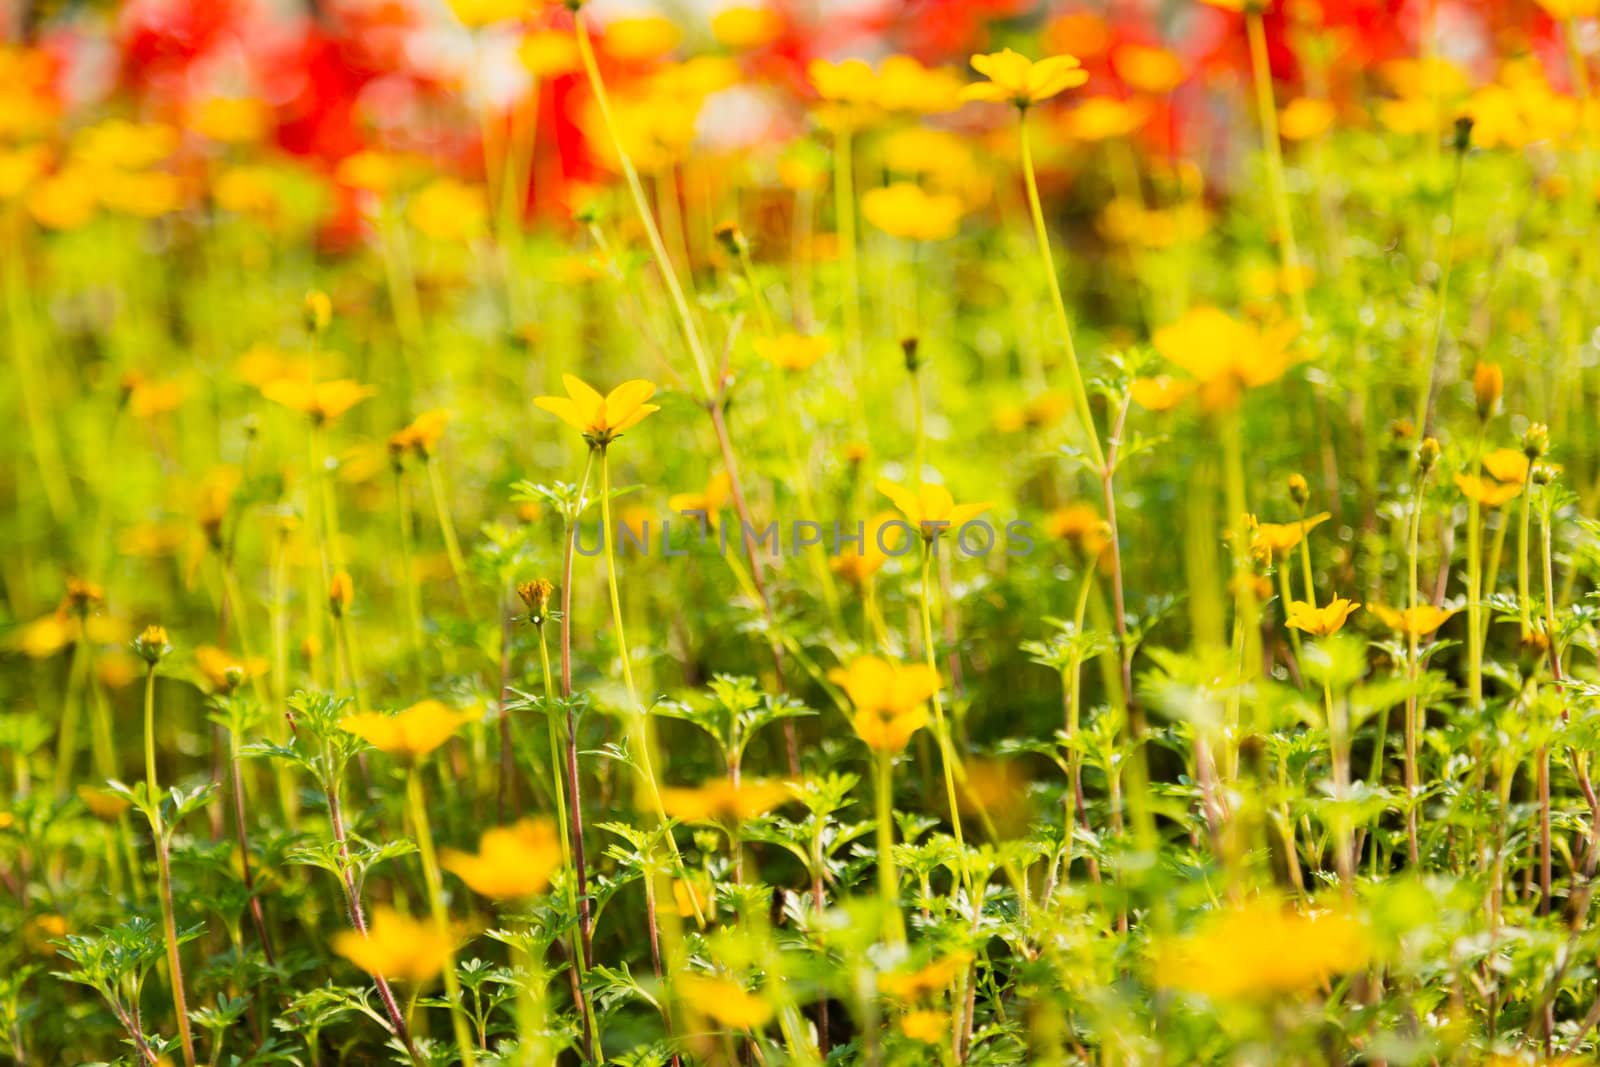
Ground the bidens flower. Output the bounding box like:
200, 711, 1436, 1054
442, 819, 564, 899
861, 183, 963, 241
261, 379, 376, 425
962, 50, 1089, 108
1247, 512, 1330, 563
341, 700, 475, 761
1153, 307, 1299, 409
878, 480, 992, 539
830, 655, 940, 752
333, 906, 453, 982
1285, 597, 1360, 636
1370, 603, 1456, 637
1155, 900, 1370, 999
678, 974, 774, 1028
660, 777, 791, 822
535, 375, 660, 446
754, 332, 828, 372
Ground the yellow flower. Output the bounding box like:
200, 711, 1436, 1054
878, 480, 992, 538
1045, 504, 1110, 559
0, 145, 48, 200
1114, 44, 1185, 95
808, 58, 881, 131
1129, 375, 1196, 412
1473, 361, 1504, 418
831, 511, 907, 584
78, 785, 132, 820
340, 700, 476, 761
1537, 0, 1600, 16
1155, 900, 1370, 999
961, 50, 1088, 108
408, 178, 486, 242
1454, 473, 1523, 508
1285, 597, 1360, 637
671, 873, 713, 917
861, 183, 963, 241
194, 646, 268, 693
261, 379, 377, 424
15, 613, 74, 659
442, 819, 564, 899
28, 167, 98, 230
880, 952, 974, 1000
830, 655, 939, 752
1247, 512, 1330, 563
874, 55, 964, 114
74, 119, 178, 169
603, 16, 681, 63
754, 332, 828, 372
534, 374, 659, 445
1370, 603, 1455, 637
678, 974, 774, 1028
1067, 97, 1149, 141
1481, 448, 1531, 484
333, 906, 453, 982
127, 378, 187, 418
213, 166, 281, 218
711, 6, 782, 50
336, 150, 401, 195
660, 778, 791, 822
900, 1009, 951, 1043
518, 30, 581, 78
1279, 97, 1336, 141
1152, 307, 1299, 409
446, 0, 527, 29
389, 410, 452, 459
188, 97, 271, 144
667, 471, 734, 528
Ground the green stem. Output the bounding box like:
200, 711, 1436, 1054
1018, 111, 1105, 473
405, 772, 477, 1067
145, 667, 197, 1067
875, 750, 904, 944
1245, 8, 1309, 326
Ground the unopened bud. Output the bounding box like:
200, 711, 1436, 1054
328, 571, 354, 618
304, 290, 332, 335
1418, 436, 1441, 474
517, 578, 556, 625
713, 220, 747, 256
1473, 362, 1503, 420
1453, 115, 1474, 154
1522, 422, 1550, 461
133, 624, 172, 665
1287, 473, 1310, 508
901, 336, 920, 373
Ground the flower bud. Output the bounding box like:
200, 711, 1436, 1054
304, 290, 332, 335
1532, 463, 1557, 487
1418, 436, 1441, 474
328, 571, 354, 618
1287, 473, 1310, 508
1522, 422, 1550, 461
901, 336, 921, 373
517, 578, 556, 625
133, 624, 172, 665
1453, 114, 1474, 154
1472, 362, 1503, 421
713, 220, 747, 256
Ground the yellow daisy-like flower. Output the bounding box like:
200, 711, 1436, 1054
1279, 97, 1336, 141
961, 49, 1089, 108
389, 410, 452, 459
711, 6, 783, 51
860, 182, 964, 241
880, 952, 974, 1000
1154, 900, 1369, 1000
193, 645, 268, 693
1370, 603, 1456, 637
260, 379, 377, 425
534, 374, 660, 445
333, 906, 453, 982
1285, 597, 1360, 637
1453, 473, 1523, 508
445, 0, 527, 29
442, 819, 564, 900
668, 471, 734, 529
659, 777, 792, 823
753, 332, 829, 372
1481, 448, 1531, 485
900, 1009, 951, 1043
1247, 512, 1331, 563
830, 655, 940, 753
340, 700, 475, 761
678, 974, 774, 1029
1129, 375, 1197, 412
877, 480, 992, 538
831, 511, 907, 584
1153, 307, 1299, 410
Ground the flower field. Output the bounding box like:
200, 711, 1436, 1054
5, 0, 1600, 1063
